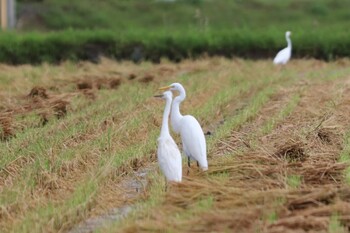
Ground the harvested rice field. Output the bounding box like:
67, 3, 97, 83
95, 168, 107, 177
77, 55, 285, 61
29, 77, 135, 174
1, 58, 350, 233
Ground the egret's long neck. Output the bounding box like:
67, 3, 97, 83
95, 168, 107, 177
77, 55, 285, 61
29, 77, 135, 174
160, 97, 172, 138
171, 89, 185, 132
286, 35, 292, 49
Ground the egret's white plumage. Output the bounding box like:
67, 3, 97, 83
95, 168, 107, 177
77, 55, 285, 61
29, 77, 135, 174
273, 31, 292, 65
159, 83, 208, 171
156, 91, 182, 182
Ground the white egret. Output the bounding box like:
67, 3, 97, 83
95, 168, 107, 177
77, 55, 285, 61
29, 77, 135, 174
273, 31, 292, 65
159, 83, 208, 171
155, 91, 182, 182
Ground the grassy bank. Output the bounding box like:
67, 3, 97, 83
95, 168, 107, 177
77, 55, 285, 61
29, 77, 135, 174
0, 0, 345, 64
0, 28, 349, 64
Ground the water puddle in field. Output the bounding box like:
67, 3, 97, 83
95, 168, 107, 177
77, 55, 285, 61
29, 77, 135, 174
68, 166, 153, 233
68, 206, 133, 233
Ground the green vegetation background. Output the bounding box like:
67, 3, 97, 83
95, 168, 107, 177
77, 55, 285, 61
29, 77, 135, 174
1, 0, 350, 63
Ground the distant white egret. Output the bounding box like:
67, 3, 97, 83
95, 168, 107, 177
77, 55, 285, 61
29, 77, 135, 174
159, 83, 208, 171
155, 91, 182, 182
273, 31, 292, 65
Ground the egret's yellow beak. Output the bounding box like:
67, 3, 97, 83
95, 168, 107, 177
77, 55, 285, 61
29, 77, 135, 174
154, 94, 163, 98
158, 85, 171, 91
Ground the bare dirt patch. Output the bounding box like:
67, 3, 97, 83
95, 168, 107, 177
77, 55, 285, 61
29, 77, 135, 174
109, 78, 122, 89
28, 86, 49, 99
77, 81, 93, 90
0, 115, 14, 141
138, 74, 154, 84
76, 76, 123, 90
52, 99, 69, 119
128, 73, 136, 80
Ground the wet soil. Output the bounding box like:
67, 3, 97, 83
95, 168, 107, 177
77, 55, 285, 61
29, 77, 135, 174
68, 166, 153, 233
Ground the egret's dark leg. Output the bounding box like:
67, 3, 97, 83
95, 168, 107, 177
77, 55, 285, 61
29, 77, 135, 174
197, 161, 199, 168
187, 157, 191, 175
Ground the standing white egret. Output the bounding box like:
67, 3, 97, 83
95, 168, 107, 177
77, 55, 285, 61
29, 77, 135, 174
159, 83, 208, 171
273, 31, 292, 65
155, 91, 182, 182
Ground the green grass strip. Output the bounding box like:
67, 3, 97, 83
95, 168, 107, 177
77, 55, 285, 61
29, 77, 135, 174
260, 93, 301, 135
